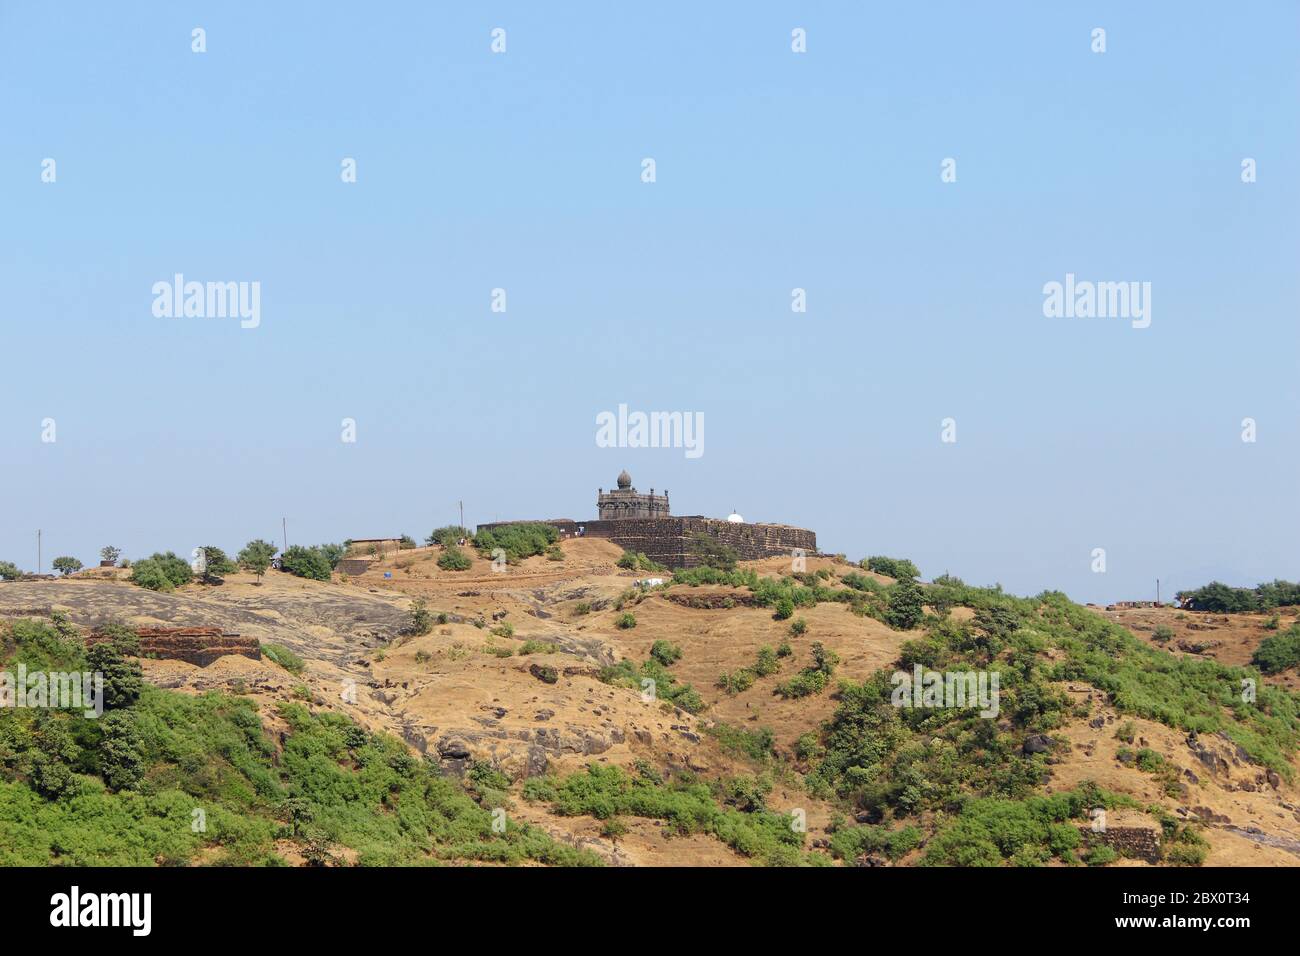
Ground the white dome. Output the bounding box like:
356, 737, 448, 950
726, 512, 744, 523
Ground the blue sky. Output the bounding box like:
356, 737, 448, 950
1, 1, 1296, 603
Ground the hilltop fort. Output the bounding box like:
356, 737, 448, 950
477, 470, 816, 569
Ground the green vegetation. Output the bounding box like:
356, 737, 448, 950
129, 552, 193, 592
688, 533, 739, 572
426, 526, 469, 548
52, 556, 82, 576
863, 556, 921, 580
0, 616, 597, 866
99, 546, 122, 566
545, 545, 564, 562
829, 823, 922, 862
1252, 625, 1300, 674
437, 545, 473, 571
279, 545, 333, 582
920, 786, 1129, 866
261, 643, 305, 676
718, 644, 784, 696
523, 763, 823, 866
0, 561, 22, 581
237, 539, 277, 583
517, 640, 559, 656
1177, 579, 1300, 613
649, 640, 681, 666
614, 612, 637, 630
472, 523, 559, 563
410, 598, 434, 636
617, 551, 666, 572
600, 657, 704, 714
708, 724, 776, 762
196, 546, 237, 584
774, 642, 839, 699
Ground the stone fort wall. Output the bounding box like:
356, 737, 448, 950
477, 517, 816, 570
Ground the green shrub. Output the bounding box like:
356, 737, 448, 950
262, 643, 305, 676
473, 523, 559, 562
864, 556, 920, 580
0, 561, 22, 581
789, 618, 807, 636
410, 598, 434, 635
649, 640, 681, 666
517, 640, 559, 656
426, 526, 470, 548
437, 545, 473, 571
1253, 625, 1300, 674
688, 533, 739, 572
129, 552, 193, 591
773, 597, 795, 621
279, 546, 332, 582
615, 613, 636, 630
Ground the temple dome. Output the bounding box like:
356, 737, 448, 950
727, 511, 744, 523
616, 469, 632, 490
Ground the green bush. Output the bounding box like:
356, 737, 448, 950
773, 597, 795, 621
426, 526, 470, 548
437, 545, 473, 571
649, 640, 681, 666
688, 533, 739, 572
864, 556, 920, 580
129, 552, 193, 592
279, 546, 333, 582
410, 598, 434, 635
473, 523, 559, 562
261, 643, 305, 676
0, 561, 22, 580
1252, 625, 1300, 674
615, 612, 636, 630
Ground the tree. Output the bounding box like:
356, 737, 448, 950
280, 545, 332, 581
426, 526, 469, 547
100, 545, 122, 565
410, 598, 434, 635
196, 546, 236, 584
689, 533, 739, 571
885, 578, 925, 631
87, 641, 143, 710
237, 539, 277, 583
52, 556, 82, 576
0, 561, 22, 581
318, 543, 347, 570
98, 710, 146, 791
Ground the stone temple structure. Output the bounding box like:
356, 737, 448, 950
597, 470, 670, 519
478, 471, 816, 569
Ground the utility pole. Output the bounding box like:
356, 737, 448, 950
37, 529, 41, 575
459, 500, 464, 533
1156, 578, 1161, 606
282, 517, 288, 554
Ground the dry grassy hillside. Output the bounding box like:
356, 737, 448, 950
3, 544, 1299, 867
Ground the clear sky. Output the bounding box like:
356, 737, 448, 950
1, 2, 1296, 604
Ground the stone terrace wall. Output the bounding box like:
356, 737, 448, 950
88, 626, 260, 667
477, 517, 816, 570
1076, 826, 1161, 863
